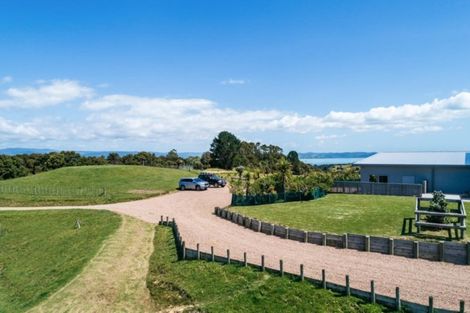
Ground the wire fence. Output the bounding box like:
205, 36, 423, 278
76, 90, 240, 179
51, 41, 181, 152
231, 187, 325, 206
0, 185, 107, 197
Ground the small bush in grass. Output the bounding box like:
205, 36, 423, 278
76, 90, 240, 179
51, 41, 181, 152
426, 191, 450, 224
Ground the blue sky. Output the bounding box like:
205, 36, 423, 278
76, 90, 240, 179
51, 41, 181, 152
1, 0, 470, 152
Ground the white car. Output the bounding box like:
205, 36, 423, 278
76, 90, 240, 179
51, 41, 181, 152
179, 177, 209, 191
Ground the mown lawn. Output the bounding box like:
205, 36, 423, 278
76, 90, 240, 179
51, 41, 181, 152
0, 165, 195, 206
0, 209, 121, 313
147, 226, 394, 313
231, 194, 416, 237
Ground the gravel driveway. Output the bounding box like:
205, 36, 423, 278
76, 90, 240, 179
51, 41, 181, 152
2, 187, 469, 311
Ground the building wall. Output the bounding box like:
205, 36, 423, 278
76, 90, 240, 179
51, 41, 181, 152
434, 166, 470, 194
359, 165, 470, 194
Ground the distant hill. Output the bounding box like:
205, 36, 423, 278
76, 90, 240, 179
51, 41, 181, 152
0, 148, 202, 158
298, 152, 376, 159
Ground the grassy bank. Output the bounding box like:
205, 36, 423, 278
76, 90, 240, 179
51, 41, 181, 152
0, 165, 195, 206
0, 210, 121, 313
231, 194, 415, 237
147, 226, 392, 312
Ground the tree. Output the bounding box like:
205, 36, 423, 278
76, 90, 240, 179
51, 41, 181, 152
200, 151, 212, 169
209, 131, 241, 169
0, 156, 28, 179
277, 158, 292, 200
107, 152, 121, 165
235, 166, 244, 180
44, 153, 66, 170
287, 150, 303, 175
286, 151, 299, 164
166, 149, 179, 162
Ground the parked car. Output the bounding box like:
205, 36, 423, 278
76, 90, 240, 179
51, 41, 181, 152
198, 172, 227, 187
179, 177, 209, 191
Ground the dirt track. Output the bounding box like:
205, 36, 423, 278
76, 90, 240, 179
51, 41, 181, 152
2, 188, 470, 311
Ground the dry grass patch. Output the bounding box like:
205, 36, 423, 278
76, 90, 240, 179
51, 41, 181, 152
29, 215, 156, 313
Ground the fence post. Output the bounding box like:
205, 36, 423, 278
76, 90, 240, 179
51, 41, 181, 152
345, 275, 350, 296
389, 238, 394, 255
182, 241, 186, 260
243, 252, 247, 267
271, 224, 275, 236
211, 246, 214, 262
370, 280, 375, 304
466, 242, 470, 265
304, 231, 308, 243
396, 287, 401, 311
160, 216, 163, 224
414, 241, 420, 259
300, 264, 304, 281
343, 233, 348, 249
286, 227, 289, 239
227, 249, 231, 264
439, 241, 445, 261
165, 216, 169, 225
280, 259, 284, 277
261, 255, 265, 271
365, 236, 370, 252
196, 243, 200, 260
322, 233, 327, 246
321, 269, 326, 289
428, 296, 434, 313
460, 300, 465, 313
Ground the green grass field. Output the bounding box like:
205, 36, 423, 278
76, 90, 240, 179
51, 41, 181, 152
147, 226, 393, 313
0, 165, 195, 206
231, 194, 416, 237
0, 209, 121, 313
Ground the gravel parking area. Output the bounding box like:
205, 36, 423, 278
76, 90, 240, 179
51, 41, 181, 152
3, 187, 470, 311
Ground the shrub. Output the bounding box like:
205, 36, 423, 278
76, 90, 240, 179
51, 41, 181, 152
426, 191, 450, 224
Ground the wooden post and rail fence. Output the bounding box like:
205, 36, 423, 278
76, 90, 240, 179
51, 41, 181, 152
214, 207, 470, 266
159, 215, 466, 313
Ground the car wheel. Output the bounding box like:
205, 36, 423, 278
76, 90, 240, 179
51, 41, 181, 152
214, 182, 219, 188
196, 185, 201, 191
180, 185, 185, 191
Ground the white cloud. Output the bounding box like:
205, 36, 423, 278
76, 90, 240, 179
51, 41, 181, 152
2, 78, 470, 147
0, 76, 13, 84
315, 134, 345, 145
78, 91, 470, 143
221, 79, 246, 85
0, 117, 40, 138
0, 79, 93, 108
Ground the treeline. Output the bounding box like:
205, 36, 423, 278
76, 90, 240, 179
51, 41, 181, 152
0, 149, 202, 180
0, 131, 361, 183
206, 131, 311, 174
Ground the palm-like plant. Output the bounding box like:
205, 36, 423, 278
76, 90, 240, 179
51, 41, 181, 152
277, 158, 292, 200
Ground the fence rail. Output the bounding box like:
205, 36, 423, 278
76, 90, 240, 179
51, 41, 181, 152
160, 216, 465, 313
332, 181, 423, 196
0, 185, 107, 197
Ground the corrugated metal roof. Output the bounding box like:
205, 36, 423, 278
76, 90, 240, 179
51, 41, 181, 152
356, 152, 470, 166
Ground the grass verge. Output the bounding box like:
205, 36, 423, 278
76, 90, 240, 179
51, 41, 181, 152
0, 165, 196, 206
0, 209, 121, 313
231, 194, 416, 237
147, 226, 394, 313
